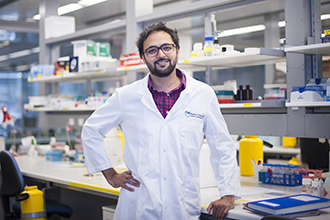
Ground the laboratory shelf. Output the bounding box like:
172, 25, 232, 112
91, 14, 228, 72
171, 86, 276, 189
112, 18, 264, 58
219, 100, 285, 109
178, 48, 285, 68
116, 64, 148, 72
27, 68, 125, 83
284, 42, 330, 55
285, 101, 330, 107
24, 106, 97, 112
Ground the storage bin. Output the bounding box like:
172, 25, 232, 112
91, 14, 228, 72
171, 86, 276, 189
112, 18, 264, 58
45, 151, 63, 162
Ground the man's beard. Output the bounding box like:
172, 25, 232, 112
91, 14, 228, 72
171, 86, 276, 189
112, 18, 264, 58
146, 57, 177, 77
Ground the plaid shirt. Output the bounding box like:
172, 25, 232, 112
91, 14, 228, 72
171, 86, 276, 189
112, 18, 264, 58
148, 69, 186, 118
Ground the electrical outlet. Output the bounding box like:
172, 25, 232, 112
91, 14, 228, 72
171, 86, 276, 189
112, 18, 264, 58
68, 118, 75, 126
78, 118, 84, 126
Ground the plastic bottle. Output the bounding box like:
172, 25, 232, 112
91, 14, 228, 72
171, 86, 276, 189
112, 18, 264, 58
239, 136, 263, 176
235, 85, 244, 101
190, 43, 204, 58
301, 178, 311, 194
311, 180, 320, 196
326, 78, 330, 101
324, 173, 330, 198
318, 179, 325, 197
203, 36, 214, 56
28, 138, 38, 157
243, 85, 253, 100
212, 38, 221, 56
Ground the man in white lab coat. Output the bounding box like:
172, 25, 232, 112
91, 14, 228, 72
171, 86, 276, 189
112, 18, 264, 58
82, 22, 241, 220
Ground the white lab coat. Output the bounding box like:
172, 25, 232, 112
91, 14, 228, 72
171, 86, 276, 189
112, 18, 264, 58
82, 69, 241, 220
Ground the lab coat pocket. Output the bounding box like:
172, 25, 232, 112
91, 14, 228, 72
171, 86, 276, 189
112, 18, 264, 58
181, 118, 204, 151
184, 176, 201, 215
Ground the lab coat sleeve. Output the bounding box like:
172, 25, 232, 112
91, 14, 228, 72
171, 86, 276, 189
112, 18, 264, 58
82, 90, 122, 174
204, 89, 241, 198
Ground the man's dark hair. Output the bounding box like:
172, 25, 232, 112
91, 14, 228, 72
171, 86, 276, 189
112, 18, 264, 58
136, 21, 180, 58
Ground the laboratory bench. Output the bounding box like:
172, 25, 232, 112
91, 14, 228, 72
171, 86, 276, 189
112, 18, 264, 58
10, 154, 330, 220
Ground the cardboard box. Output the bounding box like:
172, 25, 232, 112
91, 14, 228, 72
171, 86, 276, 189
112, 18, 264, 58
44, 16, 75, 39
72, 40, 97, 57
98, 42, 110, 57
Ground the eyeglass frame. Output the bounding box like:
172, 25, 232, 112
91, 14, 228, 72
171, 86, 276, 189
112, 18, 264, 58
143, 43, 176, 58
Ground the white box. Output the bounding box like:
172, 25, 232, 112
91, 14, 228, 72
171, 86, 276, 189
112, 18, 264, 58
72, 40, 97, 57
44, 16, 75, 39
290, 91, 324, 102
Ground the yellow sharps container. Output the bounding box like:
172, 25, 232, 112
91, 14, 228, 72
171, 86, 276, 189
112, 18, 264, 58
239, 136, 263, 176
20, 186, 46, 220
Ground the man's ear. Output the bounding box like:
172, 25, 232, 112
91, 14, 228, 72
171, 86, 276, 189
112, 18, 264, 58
141, 54, 146, 64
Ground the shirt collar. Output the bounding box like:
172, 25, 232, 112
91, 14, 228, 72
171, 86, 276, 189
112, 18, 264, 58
148, 69, 186, 93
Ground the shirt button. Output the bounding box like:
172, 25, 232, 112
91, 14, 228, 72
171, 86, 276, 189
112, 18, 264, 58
167, 93, 169, 97
163, 177, 167, 180
163, 149, 166, 152
164, 206, 167, 209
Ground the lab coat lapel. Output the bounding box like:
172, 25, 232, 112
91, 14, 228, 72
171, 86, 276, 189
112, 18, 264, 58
137, 74, 159, 113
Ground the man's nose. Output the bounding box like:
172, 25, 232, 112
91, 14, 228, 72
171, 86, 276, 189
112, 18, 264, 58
157, 48, 167, 57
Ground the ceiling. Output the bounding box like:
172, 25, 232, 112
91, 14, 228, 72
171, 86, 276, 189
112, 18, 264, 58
0, 0, 329, 72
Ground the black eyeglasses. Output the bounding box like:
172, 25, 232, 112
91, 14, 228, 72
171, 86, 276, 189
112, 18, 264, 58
143, 43, 176, 58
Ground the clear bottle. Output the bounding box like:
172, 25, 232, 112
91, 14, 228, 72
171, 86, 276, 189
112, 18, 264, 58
212, 38, 221, 56
324, 172, 330, 198
190, 43, 204, 58
301, 178, 311, 194
203, 36, 214, 56
311, 180, 320, 196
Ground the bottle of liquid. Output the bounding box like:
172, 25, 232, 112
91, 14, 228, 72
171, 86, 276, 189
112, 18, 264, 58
28, 138, 38, 157
324, 172, 330, 198
190, 43, 204, 58
301, 178, 311, 194
243, 85, 253, 100
311, 180, 320, 196
203, 36, 214, 57
235, 85, 244, 101
212, 38, 221, 56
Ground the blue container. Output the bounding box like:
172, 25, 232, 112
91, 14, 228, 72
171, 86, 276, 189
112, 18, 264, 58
45, 150, 63, 162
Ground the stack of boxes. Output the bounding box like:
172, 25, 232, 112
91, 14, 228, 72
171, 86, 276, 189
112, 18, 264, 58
68, 40, 118, 73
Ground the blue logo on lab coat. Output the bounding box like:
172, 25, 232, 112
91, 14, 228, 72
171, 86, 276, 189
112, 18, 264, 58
185, 111, 204, 119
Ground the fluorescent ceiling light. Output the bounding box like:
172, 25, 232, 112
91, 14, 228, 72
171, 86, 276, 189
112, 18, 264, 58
278, 21, 285, 28
218, 24, 265, 37
8, 49, 31, 59
0, 55, 8, 61
33, 0, 108, 20
58, 3, 83, 15
31, 47, 40, 53
33, 14, 41, 20
78, 0, 108, 7
321, 14, 330, 20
